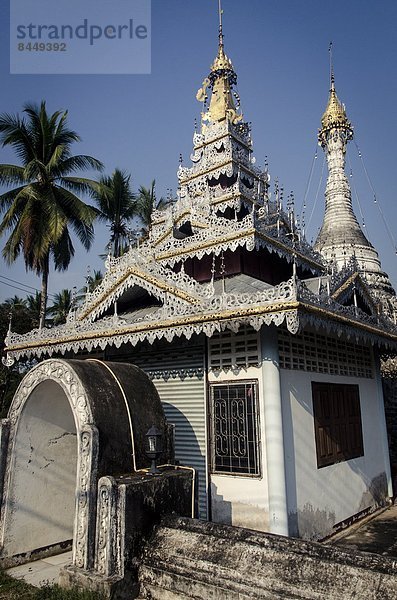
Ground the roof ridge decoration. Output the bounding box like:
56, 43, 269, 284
4, 277, 300, 365
4, 273, 397, 367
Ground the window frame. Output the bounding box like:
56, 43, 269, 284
209, 379, 261, 477
312, 381, 364, 469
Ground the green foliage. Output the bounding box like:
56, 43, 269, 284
0, 100, 103, 326
35, 583, 104, 599
0, 568, 35, 599
47, 289, 73, 325
0, 298, 38, 416
0, 570, 104, 599
86, 270, 103, 292
90, 168, 135, 257
136, 180, 170, 240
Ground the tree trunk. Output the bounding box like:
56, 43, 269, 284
39, 255, 49, 329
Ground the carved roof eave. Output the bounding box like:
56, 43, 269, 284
331, 272, 379, 312
156, 227, 323, 274
73, 216, 322, 325
4, 280, 397, 366
193, 119, 251, 152
76, 254, 212, 323
3, 301, 300, 366
179, 157, 258, 186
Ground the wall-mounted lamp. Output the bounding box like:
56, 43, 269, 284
145, 425, 162, 475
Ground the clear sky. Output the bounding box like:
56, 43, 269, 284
0, 0, 396, 302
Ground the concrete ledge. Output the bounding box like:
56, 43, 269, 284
139, 516, 397, 599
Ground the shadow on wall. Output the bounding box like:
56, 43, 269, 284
210, 484, 232, 525
162, 402, 205, 518
358, 472, 388, 511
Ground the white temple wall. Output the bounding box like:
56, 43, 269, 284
280, 369, 391, 540
208, 365, 269, 532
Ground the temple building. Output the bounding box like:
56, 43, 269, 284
3, 14, 397, 541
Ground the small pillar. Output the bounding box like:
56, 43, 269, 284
0, 419, 10, 533
374, 352, 393, 499
260, 326, 289, 536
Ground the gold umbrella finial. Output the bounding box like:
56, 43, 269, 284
319, 46, 353, 145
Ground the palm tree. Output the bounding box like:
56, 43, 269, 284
47, 288, 73, 325
90, 169, 135, 258
3, 295, 27, 310
2, 295, 33, 334
0, 100, 103, 328
86, 269, 103, 292
26, 291, 43, 328
135, 180, 169, 240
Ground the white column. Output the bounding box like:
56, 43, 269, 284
261, 326, 289, 536
374, 352, 393, 499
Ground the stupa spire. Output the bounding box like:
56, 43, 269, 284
196, 0, 242, 126
315, 66, 372, 260
314, 58, 393, 296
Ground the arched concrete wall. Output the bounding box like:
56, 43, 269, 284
3, 380, 77, 557
0, 358, 169, 569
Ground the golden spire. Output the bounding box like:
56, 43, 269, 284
319, 63, 353, 144
196, 0, 242, 126
211, 0, 233, 72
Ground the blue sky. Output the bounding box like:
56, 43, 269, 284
0, 0, 396, 302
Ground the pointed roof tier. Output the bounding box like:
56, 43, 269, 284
147, 10, 323, 276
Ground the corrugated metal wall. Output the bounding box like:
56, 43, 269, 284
122, 341, 208, 518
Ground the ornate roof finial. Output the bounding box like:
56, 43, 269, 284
218, 0, 224, 50
329, 41, 335, 91
196, 1, 242, 125
319, 46, 353, 146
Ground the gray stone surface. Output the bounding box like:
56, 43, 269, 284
138, 516, 397, 599
68, 359, 173, 472
0, 359, 174, 571
60, 468, 194, 599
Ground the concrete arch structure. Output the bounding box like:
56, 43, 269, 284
0, 358, 169, 569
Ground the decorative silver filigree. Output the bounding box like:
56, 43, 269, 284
94, 476, 124, 578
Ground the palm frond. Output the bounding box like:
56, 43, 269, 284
0, 164, 27, 186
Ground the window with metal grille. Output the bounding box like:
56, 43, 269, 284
312, 382, 364, 468
209, 381, 260, 475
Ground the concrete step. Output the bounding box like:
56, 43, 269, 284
138, 517, 397, 600
6, 550, 72, 588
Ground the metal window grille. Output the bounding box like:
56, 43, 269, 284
278, 329, 373, 378
209, 381, 260, 476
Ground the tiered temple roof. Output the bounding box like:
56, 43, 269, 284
3, 16, 397, 366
